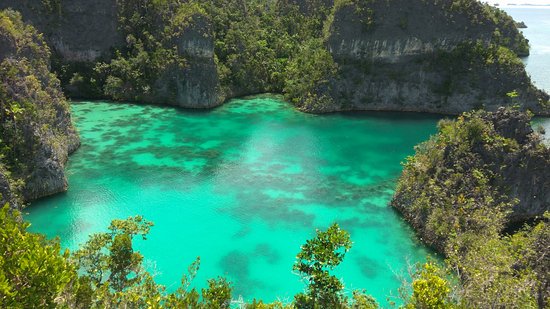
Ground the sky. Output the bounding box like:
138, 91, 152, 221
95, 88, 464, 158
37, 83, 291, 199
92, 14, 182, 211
485, 0, 550, 5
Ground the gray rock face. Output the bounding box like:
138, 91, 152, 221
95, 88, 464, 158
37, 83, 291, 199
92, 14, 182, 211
391, 108, 549, 252
0, 10, 80, 208
0, 166, 19, 209
149, 14, 223, 108
483, 109, 550, 222
0, 0, 223, 108
328, 0, 494, 60
1, 0, 547, 115
319, 0, 549, 115
0, 0, 123, 62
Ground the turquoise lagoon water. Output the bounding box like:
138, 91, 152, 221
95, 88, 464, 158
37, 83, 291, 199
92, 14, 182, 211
27, 96, 440, 304
26, 6, 550, 306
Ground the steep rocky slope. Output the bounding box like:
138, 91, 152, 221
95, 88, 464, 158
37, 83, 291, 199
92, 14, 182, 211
392, 108, 549, 252
0, 0, 123, 62
315, 0, 548, 113
0, 10, 79, 208
0, 0, 223, 107
0, 0, 548, 114
390, 108, 549, 307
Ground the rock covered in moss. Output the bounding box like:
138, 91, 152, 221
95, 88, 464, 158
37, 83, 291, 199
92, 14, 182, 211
391, 107, 549, 253
0, 9, 79, 207
312, 0, 549, 114
2, 0, 547, 115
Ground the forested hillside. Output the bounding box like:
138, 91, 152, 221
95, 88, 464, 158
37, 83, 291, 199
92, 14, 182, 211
1, 0, 548, 113
0, 9, 79, 207
392, 108, 549, 308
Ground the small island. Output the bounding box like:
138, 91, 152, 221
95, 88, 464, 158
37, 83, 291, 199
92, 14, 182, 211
516, 20, 528, 28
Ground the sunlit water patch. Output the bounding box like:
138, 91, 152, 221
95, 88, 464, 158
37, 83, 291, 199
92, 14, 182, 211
27, 96, 440, 305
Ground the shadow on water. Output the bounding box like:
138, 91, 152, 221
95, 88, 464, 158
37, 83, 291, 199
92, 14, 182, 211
28, 96, 443, 304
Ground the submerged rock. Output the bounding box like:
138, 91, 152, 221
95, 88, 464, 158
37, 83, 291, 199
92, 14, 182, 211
0, 10, 80, 208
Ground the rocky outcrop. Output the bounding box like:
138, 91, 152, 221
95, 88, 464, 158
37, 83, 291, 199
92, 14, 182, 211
149, 14, 223, 108
482, 109, 550, 222
0, 0, 223, 108
314, 0, 549, 114
516, 21, 528, 29
0, 10, 79, 208
391, 108, 549, 253
0, 0, 123, 62
1, 0, 547, 115
0, 165, 20, 209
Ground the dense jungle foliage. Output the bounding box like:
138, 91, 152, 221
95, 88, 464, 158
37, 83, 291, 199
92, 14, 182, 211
53, 0, 530, 110
392, 108, 550, 308
0, 9, 78, 208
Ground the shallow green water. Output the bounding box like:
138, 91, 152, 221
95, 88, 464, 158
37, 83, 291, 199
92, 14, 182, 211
27, 96, 440, 305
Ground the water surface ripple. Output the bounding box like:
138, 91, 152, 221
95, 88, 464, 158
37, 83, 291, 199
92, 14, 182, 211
27, 95, 439, 303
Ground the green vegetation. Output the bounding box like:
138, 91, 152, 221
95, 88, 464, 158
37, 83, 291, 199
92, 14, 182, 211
433, 41, 532, 104
432, 0, 529, 55
0, 204, 75, 308
402, 262, 455, 309
284, 38, 337, 110
393, 108, 550, 308
9, 196, 545, 308
0, 9, 78, 206
2, 4, 547, 309
96, 0, 193, 102
293, 223, 353, 307
0, 206, 395, 308
98, 0, 337, 107
41, 0, 62, 15
6, 192, 545, 308
49, 0, 534, 111
58, 0, 338, 107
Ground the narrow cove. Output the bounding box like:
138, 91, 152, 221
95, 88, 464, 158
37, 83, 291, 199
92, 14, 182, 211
26, 95, 441, 304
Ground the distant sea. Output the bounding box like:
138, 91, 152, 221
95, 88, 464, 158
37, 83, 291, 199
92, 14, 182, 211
504, 6, 550, 92
504, 6, 550, 137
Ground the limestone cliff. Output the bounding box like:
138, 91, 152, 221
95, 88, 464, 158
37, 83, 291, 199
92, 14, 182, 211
147, 13, 223, 108
391, 108, 549, 253
0, 0, 223, 108
0, 10, 79, 208
0, 0, 548, 115
0, 0, 123, 62
312, 0, 549, 114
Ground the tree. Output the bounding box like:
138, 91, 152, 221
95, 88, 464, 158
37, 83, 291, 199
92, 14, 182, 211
71, 216, 152, 291
164, 257, 201, 308
293, 223, 352, 308
351, 290, 379, 309
202, 277, 233, 308
404, 262, 455, 309
0, 205, 77, 308
109, 233, 141, 292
